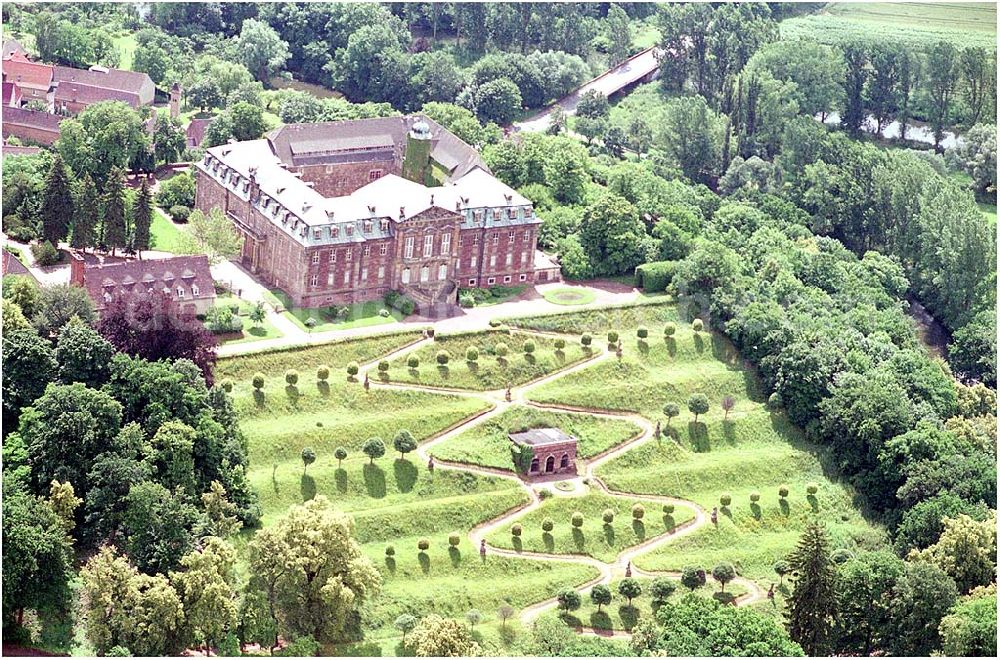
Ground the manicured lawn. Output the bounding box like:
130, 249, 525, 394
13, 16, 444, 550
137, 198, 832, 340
541, 287, 597, 306
149, 208, 188, 254
780, 2, 996, 49
486, 489, 696, 563
215, 331, 423, 383
459, 285, 526, 306
978, 201, 996, 225
432, 405, 642, 471
381, 329, 592, 391
215, 317, 283, 346
506, 298, 679, 334
267, 288, 405, 332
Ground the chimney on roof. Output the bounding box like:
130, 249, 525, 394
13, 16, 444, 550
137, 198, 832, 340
399, 206, 405, 219
430, 194, 435, 205
504, 194, 512, 204
326, 210, 335, 220
302, 203, 312, 214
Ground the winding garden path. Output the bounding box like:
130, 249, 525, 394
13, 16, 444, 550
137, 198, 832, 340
354, 330, 765, 638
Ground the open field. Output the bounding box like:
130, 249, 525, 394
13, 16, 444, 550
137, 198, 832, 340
381, 329, 590, 391
780, 2, 997, 48
486, 489, 696, 563
432, 405, 642, 471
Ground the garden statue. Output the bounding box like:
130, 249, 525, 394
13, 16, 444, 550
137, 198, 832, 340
364, 372, 370, 390
711, 507, 718, 526
428, 455, 434, 472
505, 385, 512, 402
654, 421, 661, 440
480, 539, 486, 557
767, 583, 775, 602
625, 561, 632, 577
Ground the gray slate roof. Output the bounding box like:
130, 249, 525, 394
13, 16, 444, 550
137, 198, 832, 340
509, 428, 577, 447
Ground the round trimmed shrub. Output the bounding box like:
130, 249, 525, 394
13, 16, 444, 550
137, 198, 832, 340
720, 493, 732, 507
554, 338, 566, 350
571, 512, 584, 528
511, 523, 522, 537
778, 485, 789, 498
316, 365, 330, 381
749, 491, 761, 503
284, 370, 299, 386
541, 518, 554, 533
385, 545, 395, 557
252, 373, 265, 390
602, 509, 615, 524
632, 504, 645, 520
607, 331, 619, 344
378, 360, 389, 373
806, 483, 819, 495
220, 378, 234, 393
662, 503, 675, 514
692, 318, 704, 332
768, 392, 783, 409
417, 538, 430, 551
495, 342, 509, 357
436, 350, 450, 365
466, 347, 479, 362
488, 318, 502, 327
831, 548, 854, 564
346, 361, 359, 376
448, 533, 460, 547
663, 322, 676, 337
581, 333, 592, 346
637, 326, 648, 339
407, 355, 420, 368
523, 340, 536, 354
538, 488, 553, 500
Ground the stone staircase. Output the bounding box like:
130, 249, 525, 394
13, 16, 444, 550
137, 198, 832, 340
403, 279, 459, 317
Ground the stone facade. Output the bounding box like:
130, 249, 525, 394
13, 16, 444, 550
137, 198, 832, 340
194, 116, 541, 311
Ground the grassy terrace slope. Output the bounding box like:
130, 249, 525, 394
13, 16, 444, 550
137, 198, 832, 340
512, 302, 885, 592
432, 405, 643, 471
381, 329, 589, 390
486, 490, 696, 563
781, 2, 997, 48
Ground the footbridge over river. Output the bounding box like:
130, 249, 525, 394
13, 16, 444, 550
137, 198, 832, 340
515, 46, 662, 133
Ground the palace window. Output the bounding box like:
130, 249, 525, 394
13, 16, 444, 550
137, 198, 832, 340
492, 232, 499, 245
378, 265, 385, 280
327, 272, 334, 285
312, 253, 320, 264
363, 220, 372, 233
404, 236, 414, 258
346, 225, 354, 236
505, 252, 513, 267
504, 275, 512, 283
369, 169, 384, 181
380, 242, 387, 255
380, 219, 389, 231
423, 234, 434, 257
459, 235, 465, 247
176, 286, 185, 299
438, 264, 448, 280
361, 267, 368, 281
313, 229, 322, 240
470, 255, 478, 268
488, 277, 496, 285
363, 245, 371, 257
192, 284, 200, 296
402, 268, 411, 284
310, 274, 319, 287
520, 251, 528, 264
489, 254, 496, 268
524, 229, 531, 240
508, 230, 516, 244
441, 234, 451, 255
519, 273, 527, 282
469, 278, 477, 286
507, 208, 516, 219
329, 250, 336, 263
420, 266, 430, 282
345, 248, 352, 260
343, 270, 350, 285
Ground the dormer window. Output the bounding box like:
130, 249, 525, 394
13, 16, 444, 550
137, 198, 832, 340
507, 208, 516, 219
346, 226, 353, 237
380, 219, 389, 232
363, 220, 373, 233
474, 210, 484, 223
176, 286, 185, 299
525, 207, 533, 218
192, 284, 200, 296
313, 229, 322, 240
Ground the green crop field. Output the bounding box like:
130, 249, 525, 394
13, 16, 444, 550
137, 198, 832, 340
781, 2, 997, 49
381, 329, 590, 391
432, 405, 643, 471
486, 490, 696, 563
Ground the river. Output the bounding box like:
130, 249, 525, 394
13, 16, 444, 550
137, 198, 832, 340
819, 112, 960, 150
906, 297, 951, 360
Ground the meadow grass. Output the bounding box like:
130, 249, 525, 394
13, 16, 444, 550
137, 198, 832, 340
505, 298, 680, 334
541, 287, 597, 306
215, 316, 283, 346
562, 578, 749, 632
215, 331, 423, 383
432, 405, 643, 471
486, 489, 696, 563
382, 329, 590, 391
780, 2, 996, 49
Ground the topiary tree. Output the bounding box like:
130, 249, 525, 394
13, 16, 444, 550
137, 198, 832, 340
637, 326, 648, 339
554, 338, 566, 350
220, 378, 234, 393
663, 402, 680, 426
334, 446, 347, 467
692, 318, 704, 332
557, 588, 581, 612
590, 584, 612, 612
649, 577, 676, 604
394, 614, 416, 643
378, 360, 390, 373
632, 504, 645, 520
417, 538, 430, 552
495, 342, 509, 357
571, 512, 584, 528
497, 604, 515, 629
721, 395, 736, 421
618, 578, 642, 606
712, 562, 736, 592
285, 370, 299, 386
407, 355, 420, 368
316, 365, 330, 382
778, 485, 789, 499
301, 447, 316, 474
465, 609, 481, 631
393, 429, 417, 459
773, 559, 790, 585
749, 491, 761, 503
663, 322, 676, 337
448, 533, 461, 547
581, 333, 592, 347
466, 347, 479, 362
511, 523, 522, 537
806, 483, 819, 495
768, 391, 783, 410
523, 340, 535, 354
385, 545, 395, 557
607, 330, 619, 344
720, 493, 732, 507
541, 518, 554, 533
346, 361, 359, 377
681, 566, 706, 591
362, 437, 386, 464
687, 393, 709, 422
436, 350, 450, 365
602, 509, 615, 524
662, 503, 675, 514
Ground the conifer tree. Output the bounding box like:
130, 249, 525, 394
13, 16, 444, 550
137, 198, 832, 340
40, 154, 74, 246
786, 521, 837, 655
102, 168, 128, 255
71, 174, 99, 251
131, 177, 152, 257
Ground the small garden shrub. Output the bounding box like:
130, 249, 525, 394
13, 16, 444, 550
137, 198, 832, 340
316, 365, 330, 381
495, 342, 509, 357
664, 322, 676, 336
436, 350, 450, 365
284, 370, 299, 386
407, 355, 420, 368
637, 326, 648, 339
252, 373, 265, 390
385, 545, 395, 557
554, 338, 566, 350
662, 503, 674, 514
378, 360, 389, 373
607, 330, 619, 344
806, 483, 819, 495
417, 538, 430, 551
692, 318, 704, 332
720, 493, 732, 507
511, 523, 522, 537
749, 491, 761, 503
778, 485, 789, 498
581, 333, 592, 346
346, 361, 359, 376
448, 533, 460, 547
523, 340, 536, 354
466, 347, 479, 362
632, 504, 645, 520
602, 509, 614, 524
571, 512, 584, 527
541, 518, 554, 532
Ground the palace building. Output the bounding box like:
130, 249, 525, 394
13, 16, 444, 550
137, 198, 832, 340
193, 116, 542, 311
